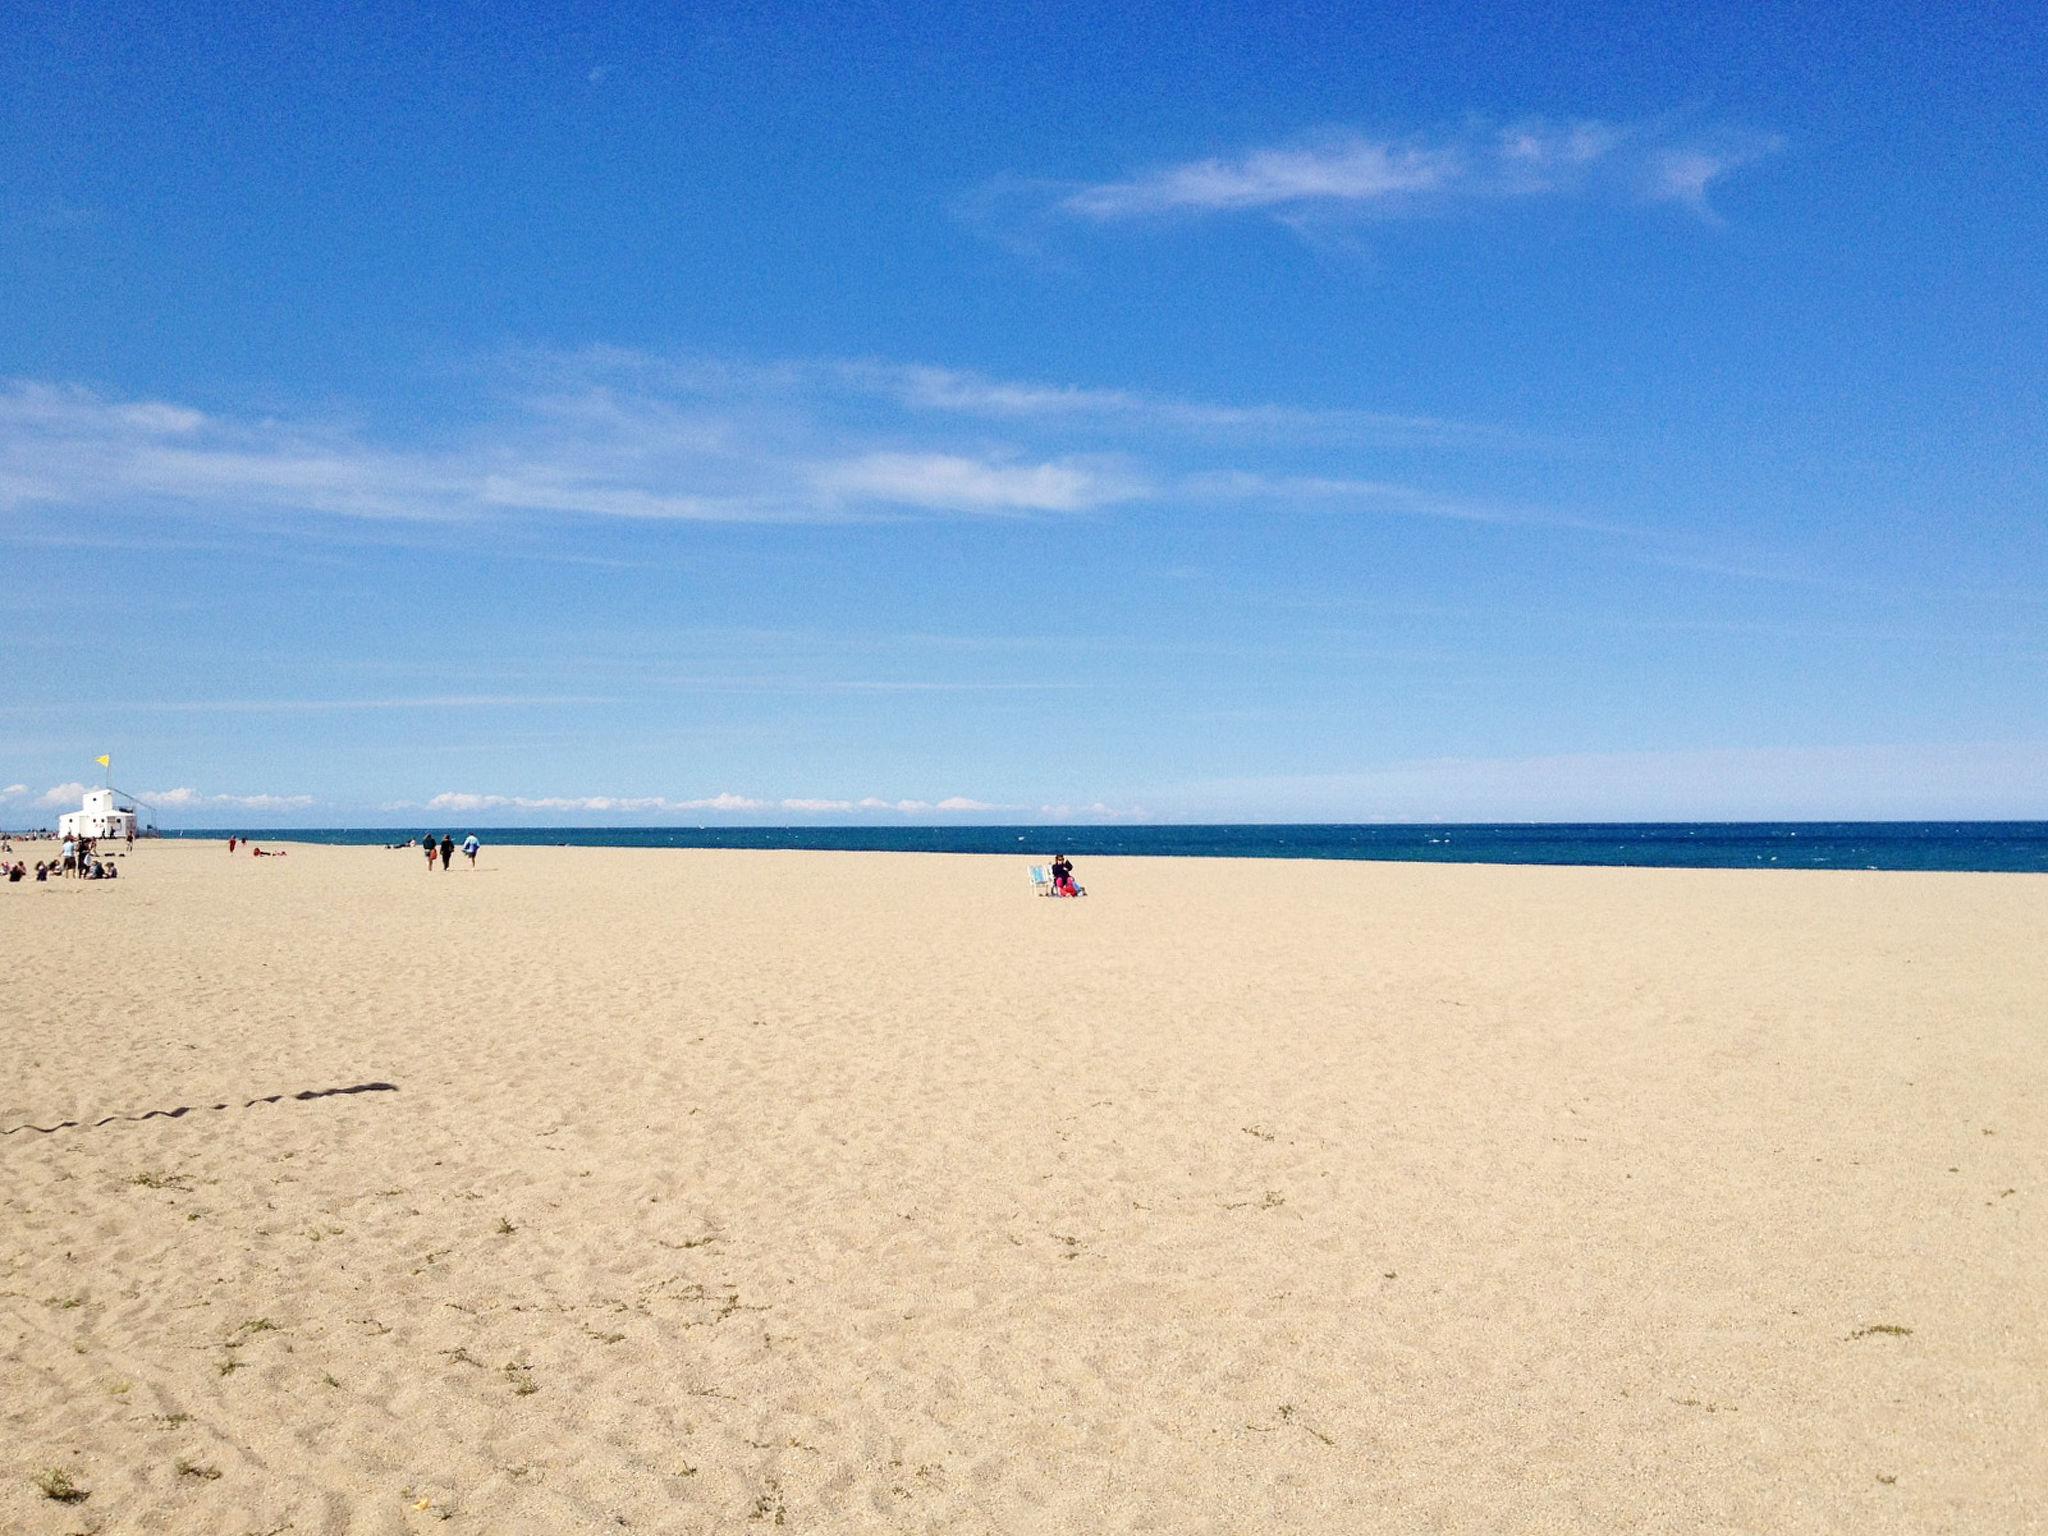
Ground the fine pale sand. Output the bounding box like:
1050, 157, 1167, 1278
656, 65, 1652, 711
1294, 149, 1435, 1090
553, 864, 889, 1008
3, 841, 2044, 1534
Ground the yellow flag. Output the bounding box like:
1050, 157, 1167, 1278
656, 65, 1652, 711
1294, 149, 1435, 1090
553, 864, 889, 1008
96, 755, 111, 767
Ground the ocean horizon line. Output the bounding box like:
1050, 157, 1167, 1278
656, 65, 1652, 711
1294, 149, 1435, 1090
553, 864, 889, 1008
112, 821, 2048, 874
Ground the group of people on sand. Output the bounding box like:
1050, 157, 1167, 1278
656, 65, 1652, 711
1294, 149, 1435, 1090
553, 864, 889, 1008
419, 833, 480, 870
8, 835, 120, 882
225, 837, 287, 858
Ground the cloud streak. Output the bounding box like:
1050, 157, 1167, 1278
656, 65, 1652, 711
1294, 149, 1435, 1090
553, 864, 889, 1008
0, 377, 1149, 527
1178, 470, 1639, 537
401, 791, 1040, 818
1066, 138, 1456, 219
835, 360, 1527, 450
0, 694, 623, 718
812, 451, 1146, 514
141, 787, 317, 812
423, 791, 771, 814
1045, 116, 1781, 226
0, 348, 1550, 537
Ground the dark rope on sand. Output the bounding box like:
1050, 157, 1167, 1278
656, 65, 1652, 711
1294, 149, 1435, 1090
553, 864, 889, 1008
1, 1080, 398, 1136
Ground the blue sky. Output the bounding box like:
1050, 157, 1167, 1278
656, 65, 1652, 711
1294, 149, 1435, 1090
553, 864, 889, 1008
3, 1, 2043, 825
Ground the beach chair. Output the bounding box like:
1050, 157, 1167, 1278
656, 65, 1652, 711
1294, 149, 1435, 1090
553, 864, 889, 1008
1028, 864, 1052, 896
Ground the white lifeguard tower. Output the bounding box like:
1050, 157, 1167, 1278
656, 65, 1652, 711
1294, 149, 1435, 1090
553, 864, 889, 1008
59, 788, 139, 841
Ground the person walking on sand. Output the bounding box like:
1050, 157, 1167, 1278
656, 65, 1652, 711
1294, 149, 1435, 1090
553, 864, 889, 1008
462, 833, 479, 868
439, 833, 454, 870
424, 835, 438, 871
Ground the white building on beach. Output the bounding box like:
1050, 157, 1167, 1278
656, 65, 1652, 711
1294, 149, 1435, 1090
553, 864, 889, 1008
58, 787, 139, 840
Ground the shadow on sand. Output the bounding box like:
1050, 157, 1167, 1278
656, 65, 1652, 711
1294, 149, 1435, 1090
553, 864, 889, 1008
2, 1080, 399, 1136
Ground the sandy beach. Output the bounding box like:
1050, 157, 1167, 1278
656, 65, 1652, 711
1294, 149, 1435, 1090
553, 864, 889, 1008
2, 839, 2043, 1533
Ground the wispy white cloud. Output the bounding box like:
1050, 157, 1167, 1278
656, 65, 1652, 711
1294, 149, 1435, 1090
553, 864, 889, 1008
1038, 801, 1147, 821
812, 451, 1146, 514
142, 786, 317, 811
1647, 136, 1784, 217
0, 377, 1132, 525
853, 363, 1539, 450
1181, 469, 1640, 537
34, 781, 88, 808
0, 695, 621, 717
812, 679, 1088, 693
0, 680, 1090, 731
1, 782, 27, 797
422, 791, 769, 814
411, 790, 1028, 817
673, 792, 769, 813
2, 349, 1551, 535
558, 350, 1530, 451
6, 368, 1180, 527
0, 382, 462, 520
1042, 116, 1781, 226
1066, 137, 1457, 219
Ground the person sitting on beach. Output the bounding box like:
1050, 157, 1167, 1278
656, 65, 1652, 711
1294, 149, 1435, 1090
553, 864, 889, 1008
1051, 854, 1083, 897
6, 862, 22, 882
35, 861, 49, 881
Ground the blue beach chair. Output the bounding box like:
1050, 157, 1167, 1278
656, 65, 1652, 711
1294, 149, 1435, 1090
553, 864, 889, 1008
1028, 864, 1052, 896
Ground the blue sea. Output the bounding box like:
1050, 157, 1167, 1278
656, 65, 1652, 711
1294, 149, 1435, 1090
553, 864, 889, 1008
161, 823, 2048, 873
